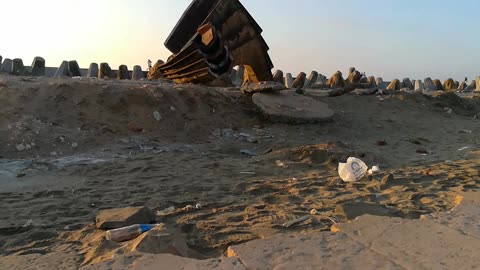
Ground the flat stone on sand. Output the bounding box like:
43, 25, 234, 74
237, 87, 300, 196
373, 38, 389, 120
241, 81, 285, 94
252, 91, 334, 123
227, 232, 399, 269
336, 202, 392, 220
95, 206, 156, 230
332, 215, 480, 269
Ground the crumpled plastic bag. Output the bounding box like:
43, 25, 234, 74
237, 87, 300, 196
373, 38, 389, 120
338, 157, 368, 182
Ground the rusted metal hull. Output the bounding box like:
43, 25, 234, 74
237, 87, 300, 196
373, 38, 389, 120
152, 0, 274, 84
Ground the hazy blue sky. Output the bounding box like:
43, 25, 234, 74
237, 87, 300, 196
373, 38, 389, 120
2, 0, 479, 80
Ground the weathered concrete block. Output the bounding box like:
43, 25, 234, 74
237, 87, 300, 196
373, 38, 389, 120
424, 77, 436, 91
375, 77, 385, 90
54, 61, 70, 77
305, 71, 318, 87
86, 63, 98, 78
68, 60, 82, 77
414, 79, 424, 90
476, 76, 480, 91
0, 58, 12, 73
98, 62, 113, 79
433, 79, 443, 90
95, 206, 156, 230
272, 69, 283, 84
11, 58, 25, 75
117, 65, 130, 80
284, 73, 293, 88
367, 76, 376, 88
336, 202, 392, 220
347, 70, 362, 84
443, 78, 455, 91
402, 78, 413, 90
386, 79, 401, 90
31, 56, 45, 76
132, 65, 144, 80
291, 72, 306, 89
328, 71, 345, 88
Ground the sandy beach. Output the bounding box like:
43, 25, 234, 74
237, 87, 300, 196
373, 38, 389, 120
0, 74, 479, 268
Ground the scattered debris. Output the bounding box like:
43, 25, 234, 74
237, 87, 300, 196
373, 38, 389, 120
282, 215, 311, 228
153, 111, 162, 121
240, 149, 257, 157
106, 224, 159, 243
338, 157, 368, 183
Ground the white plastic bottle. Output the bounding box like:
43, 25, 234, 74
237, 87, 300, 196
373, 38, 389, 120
106, 224, 157, 242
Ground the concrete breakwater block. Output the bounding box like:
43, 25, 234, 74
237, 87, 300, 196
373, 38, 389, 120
68, 60, 82, 77
11, 58, 25, 75
132, 65, 144, 80
54, 61, 70, 77
117, 65, 130, 80
0, 58, 12, 73
291, 72, 306, 89
31, 56, 45, 76
252, 91, 334, 123
86, 63, 98, 78
98, 62, 113, 79
272, 69, 283, 84
284, 73, 293, 88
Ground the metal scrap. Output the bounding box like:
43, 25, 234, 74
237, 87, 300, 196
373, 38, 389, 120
150, 0, 274, 85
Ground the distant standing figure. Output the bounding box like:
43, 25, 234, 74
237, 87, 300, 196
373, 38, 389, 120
147, 59, 152, 71
465, 77, 468, 82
